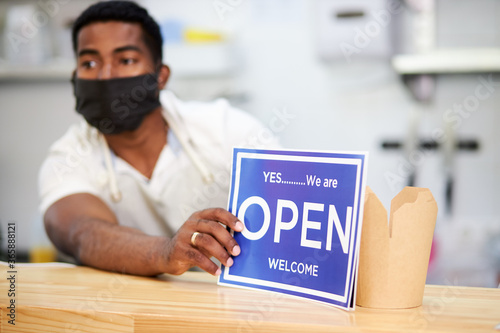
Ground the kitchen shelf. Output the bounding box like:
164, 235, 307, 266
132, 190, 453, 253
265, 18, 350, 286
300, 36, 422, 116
0, 60, 74, 81
165, 43, 237, 77
392, 48, 500, 75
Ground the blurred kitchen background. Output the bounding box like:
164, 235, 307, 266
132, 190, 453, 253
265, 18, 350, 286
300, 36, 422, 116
0, 0, 499, 288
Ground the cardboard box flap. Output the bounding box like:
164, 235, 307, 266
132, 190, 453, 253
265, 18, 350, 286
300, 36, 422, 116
356, 186, 438, 309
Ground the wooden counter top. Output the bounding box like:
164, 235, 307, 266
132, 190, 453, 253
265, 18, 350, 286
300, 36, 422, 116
1, 263, 499, 332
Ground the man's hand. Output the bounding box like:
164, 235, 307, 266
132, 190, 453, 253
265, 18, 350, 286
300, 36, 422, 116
160, 208, 244, 276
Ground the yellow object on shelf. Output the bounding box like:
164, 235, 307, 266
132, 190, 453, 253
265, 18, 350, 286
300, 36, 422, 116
184, 28, 224, 43
29, 245, 57, 263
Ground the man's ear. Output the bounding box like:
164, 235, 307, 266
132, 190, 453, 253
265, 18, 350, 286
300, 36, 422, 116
158, 64, 170, 90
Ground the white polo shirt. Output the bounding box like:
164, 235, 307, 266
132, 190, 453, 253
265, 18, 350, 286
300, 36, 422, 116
38, 91, 278, 237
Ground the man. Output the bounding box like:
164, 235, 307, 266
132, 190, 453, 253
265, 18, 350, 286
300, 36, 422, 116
39, 1, 277, 276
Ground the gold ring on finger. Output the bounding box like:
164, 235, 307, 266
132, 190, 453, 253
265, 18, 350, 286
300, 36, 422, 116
191, 231, 200, 246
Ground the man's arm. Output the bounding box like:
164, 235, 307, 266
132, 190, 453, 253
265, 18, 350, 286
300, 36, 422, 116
44, 193, 242, 276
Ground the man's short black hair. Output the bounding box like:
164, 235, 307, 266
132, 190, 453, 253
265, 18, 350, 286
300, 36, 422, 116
72, 1, 163, 66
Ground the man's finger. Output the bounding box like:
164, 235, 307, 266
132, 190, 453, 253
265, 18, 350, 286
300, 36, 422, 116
184, 247, 221, 276
190, 218, 240, 256
191, 232, 234, 268
197, 208, 244, 232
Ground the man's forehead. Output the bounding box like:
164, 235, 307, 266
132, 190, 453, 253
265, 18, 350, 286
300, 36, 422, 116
77, 21, 146, 50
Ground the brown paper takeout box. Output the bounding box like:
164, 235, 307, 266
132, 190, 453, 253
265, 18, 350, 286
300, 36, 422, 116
356, 186, 438, 309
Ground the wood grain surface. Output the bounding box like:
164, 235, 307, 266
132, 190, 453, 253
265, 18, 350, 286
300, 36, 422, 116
1, 263, 499, 332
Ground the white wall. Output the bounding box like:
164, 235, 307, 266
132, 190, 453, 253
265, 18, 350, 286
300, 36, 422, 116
0, 81, 78, 254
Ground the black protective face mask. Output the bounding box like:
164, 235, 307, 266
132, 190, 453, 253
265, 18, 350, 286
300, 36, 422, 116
72, 73, 161, 134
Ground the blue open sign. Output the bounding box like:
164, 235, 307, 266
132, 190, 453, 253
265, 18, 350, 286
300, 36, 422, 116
218, 148, 368, 310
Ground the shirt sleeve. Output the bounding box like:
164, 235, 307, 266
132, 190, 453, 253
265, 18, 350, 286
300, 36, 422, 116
38, 136, 103, 217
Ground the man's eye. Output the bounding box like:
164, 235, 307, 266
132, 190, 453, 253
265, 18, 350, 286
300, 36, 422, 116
81, 60, 97, 69
120, 58, 137, 65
